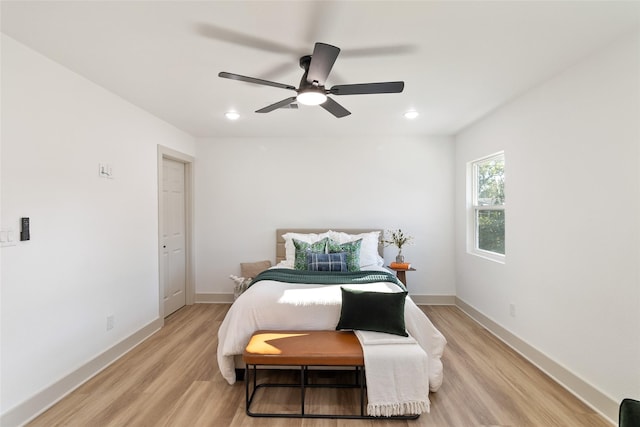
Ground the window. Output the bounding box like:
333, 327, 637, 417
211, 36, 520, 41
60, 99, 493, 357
468, 152, 505, 262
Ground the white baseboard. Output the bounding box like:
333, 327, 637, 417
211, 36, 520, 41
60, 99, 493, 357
455, 297, 617, 425
196, 292, 234, 303
410, 294, 456, 305
0, 318, 163, 427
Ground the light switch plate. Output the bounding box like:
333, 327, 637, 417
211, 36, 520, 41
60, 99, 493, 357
1, 228, 17, 247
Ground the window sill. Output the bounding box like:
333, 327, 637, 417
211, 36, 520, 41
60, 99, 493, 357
468, 249, 505, 264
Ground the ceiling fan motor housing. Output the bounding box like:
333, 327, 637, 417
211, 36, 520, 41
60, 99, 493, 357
298, 55, 323, 91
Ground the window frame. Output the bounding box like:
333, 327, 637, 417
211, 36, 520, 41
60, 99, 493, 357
467, 151, 506, 263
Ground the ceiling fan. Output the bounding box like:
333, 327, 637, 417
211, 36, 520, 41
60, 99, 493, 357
218, 42, 404, 118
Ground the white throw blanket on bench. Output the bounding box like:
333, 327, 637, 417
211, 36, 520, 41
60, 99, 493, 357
355, 330, 430, 416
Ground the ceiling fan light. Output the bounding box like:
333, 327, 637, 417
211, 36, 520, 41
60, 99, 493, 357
296, 91, 327, 106
225, 111, 240, 120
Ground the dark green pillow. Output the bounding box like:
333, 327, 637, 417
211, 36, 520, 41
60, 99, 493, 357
336, 287, 408, 336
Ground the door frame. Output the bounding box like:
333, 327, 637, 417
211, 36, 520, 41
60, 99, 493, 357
158, 145, 195, 320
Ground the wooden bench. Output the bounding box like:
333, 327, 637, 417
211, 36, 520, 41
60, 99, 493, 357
243, 330, 364, 418
244, 330, 364, 366
242, 330, 418, 420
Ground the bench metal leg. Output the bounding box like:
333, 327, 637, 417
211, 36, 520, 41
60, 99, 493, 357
300, 366, 305, 416
360, 367, 365, 416
244, 365, 419, 420
244, 365, 250, 414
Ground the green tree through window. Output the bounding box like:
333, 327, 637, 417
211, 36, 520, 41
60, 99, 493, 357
477, 159, 505, 206
471, 153, 505, 257
478, 210, 505, 254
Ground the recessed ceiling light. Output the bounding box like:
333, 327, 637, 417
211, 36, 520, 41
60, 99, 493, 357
225, 111, 240, 120
404, 110, 419, 119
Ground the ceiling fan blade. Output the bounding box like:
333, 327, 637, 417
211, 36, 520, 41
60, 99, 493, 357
256, 97, 298, 113
219, 72, 296, 91
195, 23, 298, 55
340, 44, 417, 58
320, 97, 351, 118
307, 43, 340, 85
329, 81, 404, 95
259, 62, 299, 82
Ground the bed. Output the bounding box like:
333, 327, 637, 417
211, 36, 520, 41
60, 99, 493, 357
216, 228, 447, 413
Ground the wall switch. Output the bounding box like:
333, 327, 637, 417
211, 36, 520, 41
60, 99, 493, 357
509, 303, 516, 317
106, 315, 115, 331
20, 217, 30, 241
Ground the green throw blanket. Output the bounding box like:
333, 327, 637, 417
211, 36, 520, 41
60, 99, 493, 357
249, 268, 406, 291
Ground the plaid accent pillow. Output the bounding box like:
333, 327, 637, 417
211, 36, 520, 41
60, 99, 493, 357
307, 251, 348, 272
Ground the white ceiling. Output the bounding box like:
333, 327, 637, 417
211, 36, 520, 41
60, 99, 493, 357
2, 1, 639, 138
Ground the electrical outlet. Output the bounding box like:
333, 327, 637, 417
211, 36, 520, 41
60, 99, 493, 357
106, 315, 115, 331
509, 303, 516, 317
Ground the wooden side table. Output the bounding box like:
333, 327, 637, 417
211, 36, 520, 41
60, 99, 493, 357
386, 265, 416, 287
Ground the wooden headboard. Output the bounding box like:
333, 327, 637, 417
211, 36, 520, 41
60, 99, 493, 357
276, 228, 384, 264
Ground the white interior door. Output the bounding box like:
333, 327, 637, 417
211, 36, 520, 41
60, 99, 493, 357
162, 158, 186, 317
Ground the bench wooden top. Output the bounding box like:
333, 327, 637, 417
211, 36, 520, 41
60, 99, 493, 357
243, 330, 364, 366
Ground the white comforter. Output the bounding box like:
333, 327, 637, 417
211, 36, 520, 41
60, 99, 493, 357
216, 268, 447, 392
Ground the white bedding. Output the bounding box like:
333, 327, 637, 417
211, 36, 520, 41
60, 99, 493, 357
216, 266, 447, 392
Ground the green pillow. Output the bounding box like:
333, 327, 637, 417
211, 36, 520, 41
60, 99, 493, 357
326, 238, 362, 271
293, 238, 328, 270
336, 287, 408, 336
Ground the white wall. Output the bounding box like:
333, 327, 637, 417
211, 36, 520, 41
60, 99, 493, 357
455, 32, 640, 410
194, 136, 456, 297
0, 35, 195, 415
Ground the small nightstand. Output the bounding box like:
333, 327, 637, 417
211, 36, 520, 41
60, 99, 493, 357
386, 265, 416, 287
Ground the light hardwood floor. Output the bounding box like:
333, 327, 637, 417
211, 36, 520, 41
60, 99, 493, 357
28, 304, 610, 426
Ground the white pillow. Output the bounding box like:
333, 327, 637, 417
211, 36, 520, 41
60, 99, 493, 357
327, 230, 383, 268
